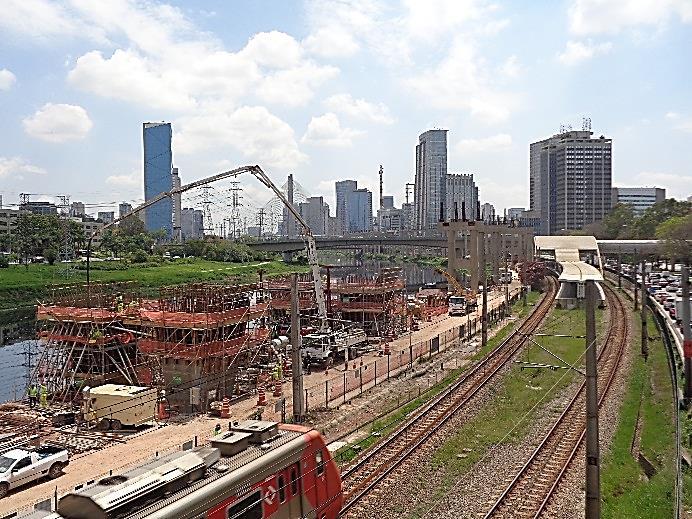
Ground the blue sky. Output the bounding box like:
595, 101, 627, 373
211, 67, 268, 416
0, 0, 691, 222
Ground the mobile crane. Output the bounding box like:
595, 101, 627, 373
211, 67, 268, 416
435, 267, 477, 316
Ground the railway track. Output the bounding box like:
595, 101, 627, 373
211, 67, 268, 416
338, 277, 559, 517
483, 281, 629, 519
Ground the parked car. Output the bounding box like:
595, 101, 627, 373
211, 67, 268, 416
0, 445, 69, 498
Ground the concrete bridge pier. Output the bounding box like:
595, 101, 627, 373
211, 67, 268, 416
282, 251, 294, 263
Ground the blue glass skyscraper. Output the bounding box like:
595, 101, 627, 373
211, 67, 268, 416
143, 122, 173, 237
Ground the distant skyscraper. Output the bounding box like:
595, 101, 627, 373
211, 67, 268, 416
445, 173, 478, 221
612, 187, 665, 215
70, 202, 85, 217
143, 122, 173, 237
481, 203, 495, 223
97, 211, 115, 224
347, 188, 373, 232
118, 202, 133, 218
299, 196, 330, 235
414, 129, 448, 230
506, 207, 525, 221
335, 180, 358, 233
181, 208, 204, 240
530, 129, 612, 234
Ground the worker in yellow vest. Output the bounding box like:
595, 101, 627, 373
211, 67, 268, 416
39, 383, 48, 408
28, 384, 38, 408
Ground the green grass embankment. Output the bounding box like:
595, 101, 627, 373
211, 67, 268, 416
405, 301, 605, 518
0, 259, 306, 311
334, 290, 541, 464
601, 314, 677, 518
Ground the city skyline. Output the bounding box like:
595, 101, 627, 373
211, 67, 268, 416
0, 1, 691, 216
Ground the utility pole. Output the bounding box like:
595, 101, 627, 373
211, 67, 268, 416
257, 209, 265, 238
585, 280, 601, 519
633, 252, 639, 311
682, 266, 692, 401
640, 259, 648, 360
480, 233, 488, 348
617, 253, 622, 289
290, 274, 305, 422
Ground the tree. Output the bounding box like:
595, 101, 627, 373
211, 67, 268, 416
183, 239, 207, 257
119, 215, 146, 236
600, 203, 636, 239
43, 248, 58, 265
656, 214, 692, 264
633, 199, 692, 238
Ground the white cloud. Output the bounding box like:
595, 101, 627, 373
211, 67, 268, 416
403, 0, 488, 41
302, 113, 364, 147
106, 171, 140, 188
22, 103, 93, 143
499, 55, 522, 78
0, 0, 107, 42
302, 26, 360, 58
256, 63, 339, 107
0, 69, 17, 91
242, 31, 304, 68
175, 105, 307, 169
456, 133, 513, 153
323, 93, 395, 124
665, 111, 692, 132
558, 40, 613, 65
405, 38, 515, 123
0, 156, 46, 178
568, 0, 692, 36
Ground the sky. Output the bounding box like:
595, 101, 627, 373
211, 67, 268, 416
1, 0, 691, 221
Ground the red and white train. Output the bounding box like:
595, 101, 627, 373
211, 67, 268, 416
23, 421, 342, 519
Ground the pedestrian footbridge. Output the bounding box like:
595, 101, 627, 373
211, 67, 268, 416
534, 236, 604, 308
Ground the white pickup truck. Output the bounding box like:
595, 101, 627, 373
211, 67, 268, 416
0, 445, 69, 498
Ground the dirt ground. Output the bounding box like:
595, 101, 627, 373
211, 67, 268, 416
1, 282, 521, 515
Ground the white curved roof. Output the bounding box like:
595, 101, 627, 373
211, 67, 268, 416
534, 235, 604, 282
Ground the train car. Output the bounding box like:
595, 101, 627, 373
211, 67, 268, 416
21, 421, 342, 519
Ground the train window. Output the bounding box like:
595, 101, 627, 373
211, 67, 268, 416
316, 449, 324, 476
227, 491, 263, 519
278, 475, 286, 503
290, 468, 298, 495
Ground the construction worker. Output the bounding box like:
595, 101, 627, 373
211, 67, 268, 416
39, 383, 48, 409
28, 384, 38, 408
214, 423, 222, 436
116, 293, 124, 313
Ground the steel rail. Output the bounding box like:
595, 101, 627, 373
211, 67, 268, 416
339, 277, 558, 516
483, 282, 628, 519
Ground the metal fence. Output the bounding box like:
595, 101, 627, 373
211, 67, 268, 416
303, 291, 521, 412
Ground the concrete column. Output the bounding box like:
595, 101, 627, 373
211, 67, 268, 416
469, 230, 480, 293
491, 232, 501, 282
447, 228, 457, 273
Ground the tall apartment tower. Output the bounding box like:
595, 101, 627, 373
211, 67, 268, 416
445, 173, 478, 221
414, 129, 448, 230
529, 129, 612, 234
335, 180, 358, 234
143, 122, 173, 237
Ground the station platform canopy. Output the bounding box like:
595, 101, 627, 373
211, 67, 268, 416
534, 235, 604, 282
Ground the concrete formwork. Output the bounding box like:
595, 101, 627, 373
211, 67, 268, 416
439, 221, 534, 293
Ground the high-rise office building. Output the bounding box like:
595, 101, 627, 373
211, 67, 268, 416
445, 173, 478, 221
611, 187, 665, 215
414, 129, 448, 230
481, 203, 495, 223
530, 129, 612, 234
118, 202, 133, 218
70, 202, 85, 217
143, 122, 173, 237
335, 180, 358, 233
181, 208, 204, 240
97, 211, 115, 224
347, 188, 373, 232
506, 207, 525, 221
299, 196, 330, 235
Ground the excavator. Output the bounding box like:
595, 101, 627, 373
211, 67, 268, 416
435, 267, 477, 316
